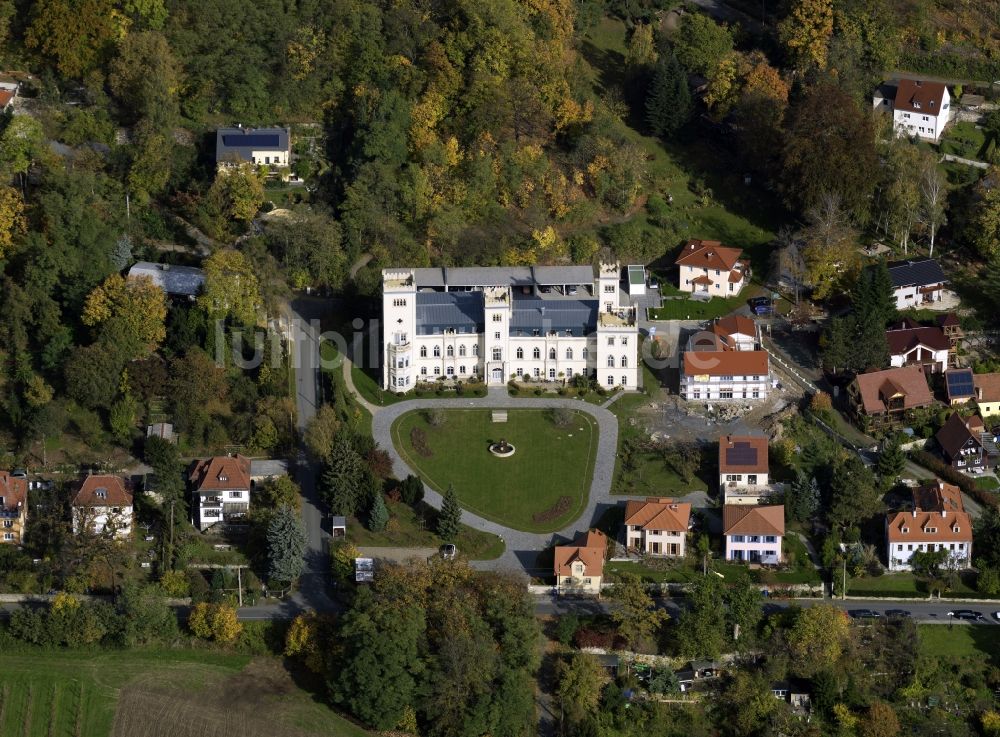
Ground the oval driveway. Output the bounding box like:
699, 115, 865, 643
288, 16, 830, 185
371, 388, 620, 574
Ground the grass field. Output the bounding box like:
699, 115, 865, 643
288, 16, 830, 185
647, 293, 759, 321
918, 624, 1000, 661
392, 409, 597, 532
347, 500, 505, 560
0, 650, 373, 737
847, 572, 979, 597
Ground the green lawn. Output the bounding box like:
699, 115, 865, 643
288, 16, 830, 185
847, 572, 980, 598
647, 293, 756, 321
975, 475, 1000, 490
391, 409, 597, 532
939, 121, 988, 161
605, 558, 818, 585
0, 649, 374, 737
918, 624, 1000, 660
347, 500, 505, 560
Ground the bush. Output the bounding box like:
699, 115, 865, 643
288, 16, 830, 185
555, 613, 581, 645
551, 407, 574, 428
425, 408, 446, 426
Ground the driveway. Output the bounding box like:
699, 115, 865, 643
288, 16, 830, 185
370, 388, 621, 576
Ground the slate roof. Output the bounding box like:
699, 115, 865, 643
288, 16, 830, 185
72, 475, 132, 507
887, 259, 946, 288
215, 127, 289, 163
719, 435, 769, 474
128, 262, 205, 297
935, 412, 984, 458
189, 455, 251, 492
624, 498, 692, 532
510, 296, 596, 336
675, 239, 744, 271
683, 350, 769, 377
722, 504, 784, 536
554, 529, 607, 578
414, 291, 484, 335
894, 79, 948, 116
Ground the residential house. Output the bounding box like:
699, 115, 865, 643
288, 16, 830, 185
944, 369, 976, 406
937, 313, 963, 347
719, 435, 773, 504
723, 504, 784, 564
71, 475, 133, 538
381, 264, 638, 390
974, 373, 1000, 418
676, 660, 722, 692
215, 127, 291, 176
710, 315, 759, 351
624, 498, 692, 557
887, 259, 947, 311
0, 77, 18, 112
189, 454, 252, 531
771, 680, 812, 715
0, 472, 28, 545
675, 239, 750, 297
935, 412, 986, 473
127, 262, 205, 299
886, 481, 972, 571
848, 366, 935, 426
874, 79, 951, 142
554, 529, 608, 594
886, 320, 951, 374
680, 349, 770, 403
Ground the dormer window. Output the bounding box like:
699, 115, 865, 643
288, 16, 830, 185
901, 527, 909, 534
952, 526, 960, 532
925, 527, 937, 534
218, 474, 228, 482
96, 489, 107, 499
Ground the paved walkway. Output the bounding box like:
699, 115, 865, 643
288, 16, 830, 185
370, 387, 620, 575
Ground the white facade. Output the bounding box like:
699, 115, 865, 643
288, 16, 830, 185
678, 263, 748, 297
625, 526, 687, 557
725, 533, 782, 563
381, 264, 639, 391
892, 283, 945, 311
888, 345, 949, 373
892, 86, 950, 142
887, 536, 971, 572
196, 486, 249, 530
73, 505, 133, 539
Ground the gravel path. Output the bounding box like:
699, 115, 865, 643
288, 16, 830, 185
371, 388, 621, 575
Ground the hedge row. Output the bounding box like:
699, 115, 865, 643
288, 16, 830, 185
907, 450, 999, 511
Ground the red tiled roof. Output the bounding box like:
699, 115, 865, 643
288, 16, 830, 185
72, 475, 132, 507
974, 373, 1000, 403
189, 455, 251, 492
691, 275, 713, 286
0, 90, 13, 108
713, 315, 756, 339
683, 350, 768, 377
0, 472, 27, 512
675, 239, 744, 271
913, 481, 964, 515
723, 504, 784, 536
937, 313, 960, 328
851, 366, 934, 415
624, 498, 692, 532
719, 435, 769, 474
885, 326, 950, 355
894, 79, 948, 116
554, 529, 608, 577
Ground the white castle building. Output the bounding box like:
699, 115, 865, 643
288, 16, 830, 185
381, 264, 639, 391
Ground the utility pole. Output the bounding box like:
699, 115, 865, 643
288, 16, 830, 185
237, 566, 243, 607
169, 499, 175, 569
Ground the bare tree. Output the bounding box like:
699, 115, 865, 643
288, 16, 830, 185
801, 191, 859, 300
919, 160, 948, 257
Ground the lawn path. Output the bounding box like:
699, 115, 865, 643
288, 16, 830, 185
371, 388, 623, 575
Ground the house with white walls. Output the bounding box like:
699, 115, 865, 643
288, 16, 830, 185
887, 259, 947, 311
874, 80, 951, 142
886, 481, 972, 571
189, 454, 252, 530
723, 504, 784, 564
675, 239, 750, 297
623, 498, 691, 557
71, 475, 133, 538
719, 435, 775, 504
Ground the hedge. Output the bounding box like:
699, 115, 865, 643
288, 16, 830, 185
908, 450, 999, 511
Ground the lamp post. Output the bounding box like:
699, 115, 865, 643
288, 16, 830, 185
838, 543, 848, 601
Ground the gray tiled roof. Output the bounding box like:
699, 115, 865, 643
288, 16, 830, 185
510, 296, 596, 336
414, 291, 484, 335
249, 459, 288, 478
531, 265, 596, 285
887, 258, 946, 288
410, 265, 595, 289
215, 127, 289, 163
127, 262, 205, 297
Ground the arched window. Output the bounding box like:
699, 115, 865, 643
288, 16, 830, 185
446, 345, 454, 357
607, 356, 615, 368
566, 348, 573, 360
419, 346, 427, 358
621, 355, 628, 368
459, 345, 466, 357
472, 344, 479, 356
533, 348, 541, 359
549, 348, 556, 360
516, 347, 524, 359
582, 348, 589, 360
433, 346, 441, 357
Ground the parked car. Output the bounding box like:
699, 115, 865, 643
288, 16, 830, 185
440, 544, 457, 560
849, 609, 882, 619
993, 611, 1000, 621
885, 609, 911, 618
748, 296, 773, 316
948, 610, 984, 621
647, 276, 659, 289
567, 285, 578, 295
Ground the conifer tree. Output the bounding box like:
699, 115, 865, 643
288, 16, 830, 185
645, 52, 691, 138
368, 493, 389, 532
266, 504, 306, 584
437, 485, 461, 542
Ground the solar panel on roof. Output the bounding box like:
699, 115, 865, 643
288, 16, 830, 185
946, 370, 975, 396
725, 443, 758, 466
222, 134, 280, 148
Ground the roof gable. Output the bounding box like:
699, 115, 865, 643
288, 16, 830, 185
887, 259, 946, 288
554, 529, 608, 577
0, 472, 27, 510
73, 475, 132, 507
894, 79, 948, 116
719, 435, 769, 474
189, 455, 252, 492
624, 498, 692, 531
675, 239, 744, 271
935, 412, 983, 457
723, 504, 784, 536
852, 366, 934, 414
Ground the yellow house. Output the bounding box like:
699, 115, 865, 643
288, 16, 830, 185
974, 373, 1000, 418
554, 530, 607, 594
0, 472, 28, 545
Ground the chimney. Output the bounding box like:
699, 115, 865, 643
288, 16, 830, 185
941, 509, 947, 518
912, 509, 917, 518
